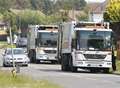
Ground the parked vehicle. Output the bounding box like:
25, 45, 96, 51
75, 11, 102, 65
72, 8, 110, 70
3, 48, 30, 67
57, 21, 113, 72
16, 37, 27, 47
27, 25, 58, 63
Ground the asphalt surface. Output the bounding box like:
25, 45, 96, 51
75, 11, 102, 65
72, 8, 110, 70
1, 63, 120, 88
23, 64, 120, 88
0, 49, 120, 88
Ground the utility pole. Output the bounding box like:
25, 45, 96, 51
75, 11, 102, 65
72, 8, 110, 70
9, 25, 16, 71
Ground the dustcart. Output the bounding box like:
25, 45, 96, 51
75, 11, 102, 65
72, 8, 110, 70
57, 21, 113, 72
27, 25, 58, 63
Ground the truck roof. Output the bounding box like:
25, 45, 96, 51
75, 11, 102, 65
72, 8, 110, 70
75, 22, 110, 29
28, 25, 58, 28
37, 30, 58, 33
75, 28, 112, 32
28, 24, 58, 31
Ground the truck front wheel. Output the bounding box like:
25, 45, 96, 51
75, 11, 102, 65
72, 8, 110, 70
102, 68, 109, 73
61, 54, 70, 71
28, 49, 36, 63
69, 54, 77, 72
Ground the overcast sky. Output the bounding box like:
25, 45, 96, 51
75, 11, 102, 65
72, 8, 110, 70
85, 0, 106, 3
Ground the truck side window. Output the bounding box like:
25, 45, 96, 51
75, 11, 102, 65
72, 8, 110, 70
35, 38, 39, 46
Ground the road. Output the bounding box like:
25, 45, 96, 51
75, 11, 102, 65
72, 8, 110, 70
1, 64, 120, 88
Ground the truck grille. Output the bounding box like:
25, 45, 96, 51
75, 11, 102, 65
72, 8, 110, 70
86, 61, 103, 65
84, 54, 106, 59
44, 50, 56, 54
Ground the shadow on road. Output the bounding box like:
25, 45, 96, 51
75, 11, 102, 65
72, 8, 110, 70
37, 68, 62, 73
36, 68, 112, 75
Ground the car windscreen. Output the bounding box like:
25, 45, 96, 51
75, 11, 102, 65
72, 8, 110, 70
6, 49, 25, 55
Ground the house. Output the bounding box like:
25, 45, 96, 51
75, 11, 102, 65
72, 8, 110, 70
0, 21, 8, 41
0, 21, 7, 30
87, 1, 108, 22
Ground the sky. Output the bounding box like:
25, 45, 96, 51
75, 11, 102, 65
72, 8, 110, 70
85, 0, 106, 3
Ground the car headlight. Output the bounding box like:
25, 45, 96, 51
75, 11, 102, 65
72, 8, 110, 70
5, 57, 11, 60
25, 57, 30, 62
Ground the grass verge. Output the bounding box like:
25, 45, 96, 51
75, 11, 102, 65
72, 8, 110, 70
0, 41, 16, 49
116, 59, 120, 72
0, 71, 61, 88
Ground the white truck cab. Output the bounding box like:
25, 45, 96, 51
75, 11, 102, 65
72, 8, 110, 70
58, 21, 113, 72
27, 25, 58, 63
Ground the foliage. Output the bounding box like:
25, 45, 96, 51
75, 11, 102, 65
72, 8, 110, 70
17, 9, 46, 29
105, 0, 120, 22
12, 0, 32, 9
116, 59, 120, 72
41, 0, 54, 15
0, 0, 87, 33
0, 0, 12, 13
76, 11, 88, 21
0, 0, 86, 15
0, 13, 3, 20
30, 0, 54, 15
55, 0, 86, 11
2, 10, 17, 36
54, 0, 87, 22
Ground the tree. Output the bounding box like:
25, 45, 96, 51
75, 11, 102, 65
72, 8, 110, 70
41, 0, 54, 15
12, 0, 31, 9
0, 0, 12, 13
3, 11, 17, 36
17, 10, 45, 29
30, 0, 43, 10
55, 0, 86, 11
30, 0, 54, 15
105, 0, 120, 22
76, 11, 88, 21
54, 0, 87, 22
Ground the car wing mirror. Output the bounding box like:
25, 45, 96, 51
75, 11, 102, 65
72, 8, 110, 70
24, 51, 28, 55
25, 52, 28, 55
2, 53, 5, 56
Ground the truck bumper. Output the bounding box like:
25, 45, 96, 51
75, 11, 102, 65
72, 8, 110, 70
73, 60, 112, 68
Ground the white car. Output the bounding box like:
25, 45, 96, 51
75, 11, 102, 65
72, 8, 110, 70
3, 48, 30, 67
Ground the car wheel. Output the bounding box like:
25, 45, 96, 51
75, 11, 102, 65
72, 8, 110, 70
25, 64, 28, 67
3, 63, 7, 67
36, 60, 40, 64
23, 64, 28, 67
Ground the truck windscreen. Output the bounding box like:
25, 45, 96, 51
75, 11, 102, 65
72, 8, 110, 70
37, 32, 57, 47
77, 30, 112, 51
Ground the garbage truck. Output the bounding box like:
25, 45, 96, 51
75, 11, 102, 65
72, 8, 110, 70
57, 21, 113, 72
27, 25, 58, 63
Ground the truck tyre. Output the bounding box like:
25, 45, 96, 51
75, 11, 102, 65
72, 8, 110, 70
71, 67, 77, 72
28, 49, 36, 63
36, 60, 40, 64
61, 54, 70, 71
69, 54, 77, 72
103, 68, 109, 73
51, 61, 57, 64
90, 68, 102, 73
58, 59, 62, 64
90, 69, 96, 73
3, 63, 7, 67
